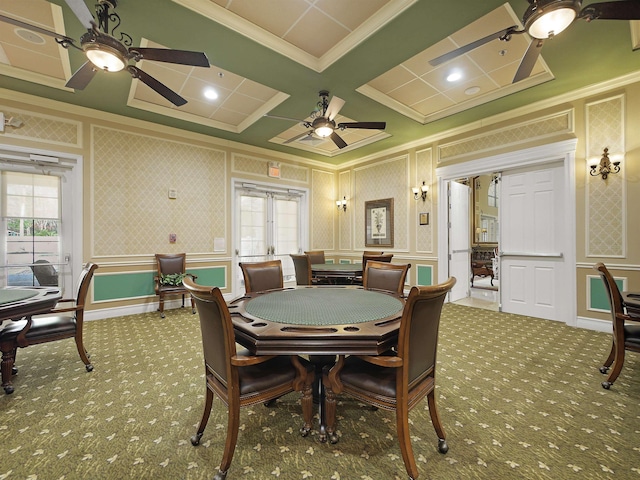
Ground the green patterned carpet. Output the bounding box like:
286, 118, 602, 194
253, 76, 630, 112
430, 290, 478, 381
1, 304, 638, 479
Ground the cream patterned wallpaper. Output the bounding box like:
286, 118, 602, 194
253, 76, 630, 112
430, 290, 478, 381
354, 156, 408, 251
92, 126, 226, 256
439, 111, 572, 161
0, 107, 80, 147
232, 153, 309, 183
338, 170, 351, 251
311, 169, 335, 250
586, 95, 625, 257
416, 148, 433, 253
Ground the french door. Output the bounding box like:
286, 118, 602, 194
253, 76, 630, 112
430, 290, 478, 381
233, 181, 307, 293
448, 180, 471, 302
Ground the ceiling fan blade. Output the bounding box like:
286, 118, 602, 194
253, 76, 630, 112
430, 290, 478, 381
330, 131, 348, 149
429, 26, 518, 66
580, 1, 640, 20
66, 61, 97, 90
0, 14, 75, 44
64, 0, 95, 29
513, 38, 544, 83
325, 96, 346, 121
338, 121, 386, 130
127, 66, 187, 106
129, 48, 210, 67
284, 131, 313, 144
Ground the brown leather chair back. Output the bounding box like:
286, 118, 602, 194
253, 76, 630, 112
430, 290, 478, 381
156, 253, 187, 276
363, 261, 410, 295
183, 278, 233, 386
362, 253, 393, 271
399, 279, 456, 385
290, 254, 312, 286
304, 250, 325, 265
240, 260, 284, 293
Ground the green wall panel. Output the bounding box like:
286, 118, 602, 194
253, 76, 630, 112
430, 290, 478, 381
417, 265, 432, 286
589, 276, 623, 311
93, 267, 226, 302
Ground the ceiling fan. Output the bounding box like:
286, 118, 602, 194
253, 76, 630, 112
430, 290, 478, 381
0, 0, 210, 106
267, 90, 386, 149
429, 0, 640, 83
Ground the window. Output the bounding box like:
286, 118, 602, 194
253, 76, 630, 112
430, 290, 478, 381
488, 175, 499, 207
2, 172, 61, 286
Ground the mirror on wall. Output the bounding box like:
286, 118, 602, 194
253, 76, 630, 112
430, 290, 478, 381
472, 174, 499, 244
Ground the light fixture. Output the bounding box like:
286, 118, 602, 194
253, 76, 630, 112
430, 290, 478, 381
82, 32, 128, 72
590, 147, 621, 180
412, 181, 428, 202
313, 117, 335, 138
523, 0, 580, 40
336, 196, 347, 212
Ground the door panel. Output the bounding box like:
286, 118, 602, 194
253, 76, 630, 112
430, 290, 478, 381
448, 180, 470, 302
500, 163, 565, 321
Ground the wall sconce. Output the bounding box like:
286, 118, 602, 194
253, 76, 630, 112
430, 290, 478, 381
336, 196, 347, 212
590, 147, 620, 180
412, 181, 428, 202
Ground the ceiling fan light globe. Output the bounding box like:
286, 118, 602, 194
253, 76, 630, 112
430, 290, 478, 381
312, 117, 335, 137
81, 32, 128, 72
86, 47, 126, 71
524, 0, 580, 39
315, 125, 333, 137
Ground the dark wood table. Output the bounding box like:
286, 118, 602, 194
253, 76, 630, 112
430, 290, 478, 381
0, 287, 62, 393
622, 292, 640, 318
228, 285, 404, 442
311, 263, 362, 284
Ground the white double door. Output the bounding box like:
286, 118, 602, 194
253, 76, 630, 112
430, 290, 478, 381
500, 162, 567, 321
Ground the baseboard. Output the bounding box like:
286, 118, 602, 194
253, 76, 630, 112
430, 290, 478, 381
576, 316, 611, 333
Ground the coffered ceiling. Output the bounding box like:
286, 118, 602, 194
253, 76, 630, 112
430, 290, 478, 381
1, 0, 639, 164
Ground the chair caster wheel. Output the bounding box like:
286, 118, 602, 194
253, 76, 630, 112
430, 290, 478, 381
190, 433, 202, 446
3, 385, 14, 394
599, 366, 609, 374
213, 470, 228, 480
11, 367, 17, 375
86, 364, 94, 372
438, 439, 448, 454
602, 381, 612, 389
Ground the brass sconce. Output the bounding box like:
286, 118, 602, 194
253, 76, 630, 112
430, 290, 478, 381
590, 147, 620, 180
336, 196, 347, 212
412, 181, 428, 202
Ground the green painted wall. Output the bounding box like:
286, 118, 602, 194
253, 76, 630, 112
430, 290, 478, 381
93, 267, 226, 302
589, 276, 623, 311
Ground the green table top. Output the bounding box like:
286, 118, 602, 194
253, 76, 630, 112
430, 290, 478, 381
244, 287, 402, 326
0, 289, 38, 305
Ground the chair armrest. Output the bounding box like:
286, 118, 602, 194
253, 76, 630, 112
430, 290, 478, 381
185, 273, 198, 280
231, 354, 276, 367
353, 354, 403, 368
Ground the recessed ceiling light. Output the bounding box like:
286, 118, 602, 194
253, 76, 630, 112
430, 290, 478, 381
446, 71, 462, 82
465, 86, 481, 95
204, 88, 218, 100
15, 28, 45, 45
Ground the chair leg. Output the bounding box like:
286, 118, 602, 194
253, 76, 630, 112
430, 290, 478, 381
190, 295, 196, 315
191, 387, 214, 446
600, 340, 615, 374
300, 370, 314, 437
602, 345, 625, 389
1, 348, 17, 394
75, 331, 94, 372
427, 389, 449, 454
396, 400, 419, 480
216, 398, 241, 480
158, 294, 165, 319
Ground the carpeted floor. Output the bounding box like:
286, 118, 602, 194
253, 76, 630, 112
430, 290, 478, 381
0, 303, 638, 479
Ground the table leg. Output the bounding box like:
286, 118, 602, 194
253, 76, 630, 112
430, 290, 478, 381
321, 355, 344, 444
1, 348, 16, 394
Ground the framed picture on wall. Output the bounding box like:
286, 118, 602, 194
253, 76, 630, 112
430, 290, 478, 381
365, 198, 394, 247
419, 212, 429, 225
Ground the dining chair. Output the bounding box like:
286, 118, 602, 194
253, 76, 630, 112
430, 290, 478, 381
183, 277, 315, 480
323, 278, 456, 479
0, 262, 98, 394
353, 253, 394, 285
594, 263, 640, 389
30, 259, 59, 286
154, 253, 196, 318
363, 260, 411, 295
304, 250, 325, 265
290, 254, 315, 286
239, 260, 284, 293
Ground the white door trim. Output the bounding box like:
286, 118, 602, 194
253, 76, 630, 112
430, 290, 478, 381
436, 139, 578, 326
